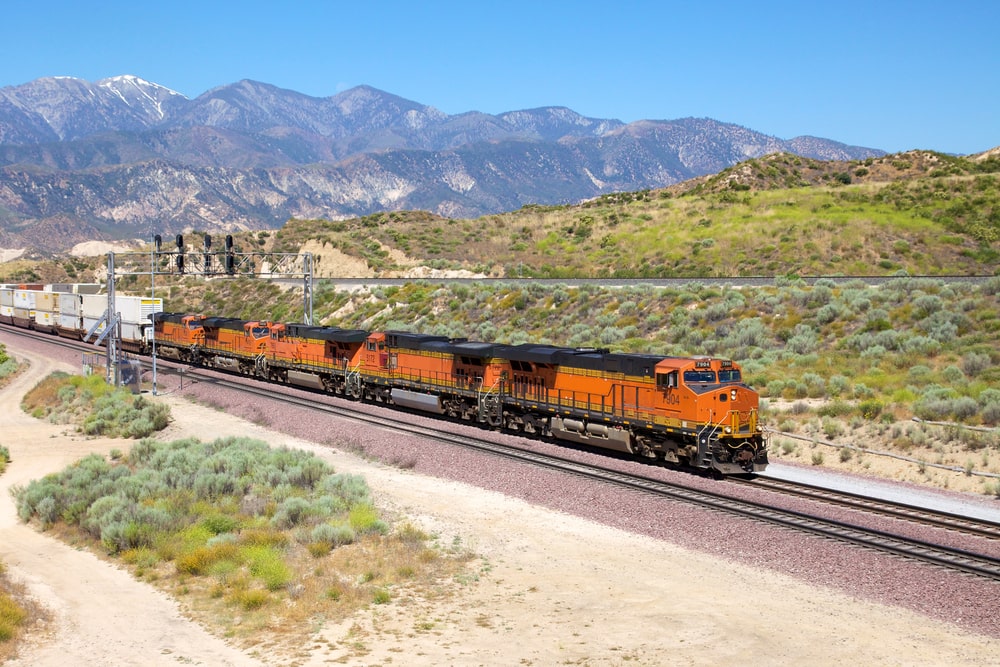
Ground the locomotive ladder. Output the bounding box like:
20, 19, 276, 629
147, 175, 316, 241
477, 377, 503, 426
345, 364, 363, 398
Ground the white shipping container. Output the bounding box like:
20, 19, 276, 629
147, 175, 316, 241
58, 313, 83, 332
82, 316, 107, 338
58, 293, 83, 316
1, 305, 13, 318
120, 322, 149, 344
0, 288, 12, 307
82, 294, 110, 320
117, 296, 163, 324
81, 294, 161, 324
13, 289, 36, 309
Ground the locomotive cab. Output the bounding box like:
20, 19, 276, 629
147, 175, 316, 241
654, 357, 767, 475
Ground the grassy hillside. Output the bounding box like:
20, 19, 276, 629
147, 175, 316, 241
264, 149, 999, 279
3, 149, 997, 284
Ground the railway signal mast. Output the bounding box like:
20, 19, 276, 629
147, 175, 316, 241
96, 234, 314, 390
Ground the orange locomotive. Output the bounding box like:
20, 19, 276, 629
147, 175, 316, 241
152, 314, 768, 475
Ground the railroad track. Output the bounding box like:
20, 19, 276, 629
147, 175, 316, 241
732, 475, 1000, 540
7, 326, 1000, 581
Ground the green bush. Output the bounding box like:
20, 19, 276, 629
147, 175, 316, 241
310, 521, 356, 548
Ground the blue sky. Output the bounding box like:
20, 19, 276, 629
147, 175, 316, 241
2, 1, 997, 155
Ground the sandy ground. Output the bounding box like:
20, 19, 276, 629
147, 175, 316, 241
2, 347, 999, 666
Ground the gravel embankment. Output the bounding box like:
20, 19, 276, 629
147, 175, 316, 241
10, 331, 1000, 638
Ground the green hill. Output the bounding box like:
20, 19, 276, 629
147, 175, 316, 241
265, 149, 999, 279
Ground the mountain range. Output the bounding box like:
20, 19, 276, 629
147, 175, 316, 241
0, 75, 886, 253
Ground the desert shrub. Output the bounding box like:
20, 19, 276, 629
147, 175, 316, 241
246, 545, 292, 590
14, 437, 383, 561
786, 325, 818, 355
816, 303, 843, 324
913, 294, 943, 318
901, 335, 941, 356
860, 344, 887, 361
978, 388, 1000, 409
851, 383, 874, 400
981, 403, 1000, 426
766, 380, 786, 397
0, 356, 16, 379
827, 375, 849, 397
858, 399, 884, 420
310, 521, 356, 548
349, 504, 389, 535
80, 389, 170, 438
801, 373, 827, 398
951, 396, 980, 421
0, 587, 28, 641
270, 497, 313, 529
941, 365, 966, 384
319, 474, 372, 508
962, 352, 992, 377
818, 401, 853, 417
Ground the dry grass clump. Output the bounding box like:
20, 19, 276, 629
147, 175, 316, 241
0, 559, 49, 662
12, 436, 476, 657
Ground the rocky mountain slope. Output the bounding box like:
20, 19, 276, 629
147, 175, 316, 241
0, 76, 886, 253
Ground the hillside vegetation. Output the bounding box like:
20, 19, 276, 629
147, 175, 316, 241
262, 149, 1000, 279
2, 149, 997, 284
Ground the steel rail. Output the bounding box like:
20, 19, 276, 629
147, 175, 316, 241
730, 475, 1000, 540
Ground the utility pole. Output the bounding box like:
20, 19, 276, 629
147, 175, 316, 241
150, 232, 159, 395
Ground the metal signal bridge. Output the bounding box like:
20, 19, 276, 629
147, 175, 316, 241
93, 233, 314, 392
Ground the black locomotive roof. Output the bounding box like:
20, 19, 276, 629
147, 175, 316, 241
285, 323, 369, 343
502, 344, 665, 376
385, 331, 449, 350
421, 340, 502, 358
152, 312, 187, 324
201, 317, 247, 331
499, 344, 567, 364
556, 349, 664, 376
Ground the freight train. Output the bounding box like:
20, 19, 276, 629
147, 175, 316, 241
0, 283, 768, 475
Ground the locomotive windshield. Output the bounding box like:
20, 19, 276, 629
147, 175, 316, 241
719, 369, 742, 383
683, 370, 717, 383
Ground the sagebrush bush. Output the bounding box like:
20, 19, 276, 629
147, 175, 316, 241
14, 436, 379, 562
310, 521, 356, 547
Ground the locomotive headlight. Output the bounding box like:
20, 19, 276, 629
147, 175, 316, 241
724, 426, 732, 434
730, 389, 737, 401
